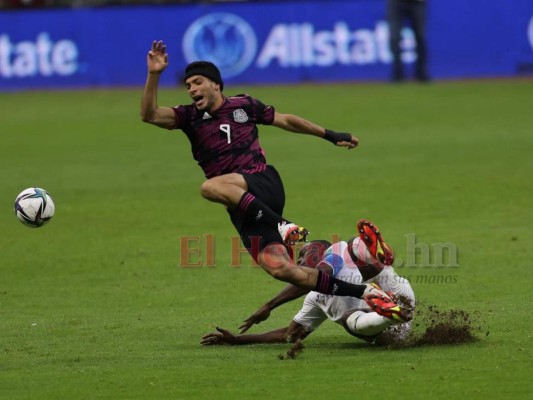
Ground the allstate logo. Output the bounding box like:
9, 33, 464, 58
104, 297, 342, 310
183, 13, 257, 78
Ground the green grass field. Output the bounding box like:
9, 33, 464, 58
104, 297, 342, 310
1, 80, 532, 399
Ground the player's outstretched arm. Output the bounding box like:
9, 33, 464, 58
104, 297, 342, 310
272, 112, 359, 149
239, 284, 309, 333
140, 40, 176, 129
201, 321, 310, 345
238, 258, 335, 334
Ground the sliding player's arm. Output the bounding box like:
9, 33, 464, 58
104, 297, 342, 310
238, 284, 309, 334
201, 320, 310, 346
238, 261, 335, 334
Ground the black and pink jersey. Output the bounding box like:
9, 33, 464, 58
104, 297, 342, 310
172, 94, 275, 179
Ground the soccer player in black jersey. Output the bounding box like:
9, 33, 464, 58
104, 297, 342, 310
140, 40, 400, 306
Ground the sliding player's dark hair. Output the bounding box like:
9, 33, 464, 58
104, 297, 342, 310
297, 240, 332, 267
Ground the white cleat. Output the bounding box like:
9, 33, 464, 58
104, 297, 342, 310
278, 222, 308, 245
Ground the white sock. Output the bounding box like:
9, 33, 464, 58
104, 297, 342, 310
346, 311, 396, 337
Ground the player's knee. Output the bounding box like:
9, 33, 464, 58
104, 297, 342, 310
342, 310, 365, 336
341, 310, 355, 325
200, 179, 217, 200
200, 174, 244, 202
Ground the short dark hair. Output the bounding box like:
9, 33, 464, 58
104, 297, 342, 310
183, 61, 224, 91
297, 240, 332, 267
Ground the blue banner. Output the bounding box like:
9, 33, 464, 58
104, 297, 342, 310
1, 0, 532, 90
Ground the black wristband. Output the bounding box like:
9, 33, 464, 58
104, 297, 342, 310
324, 129, 351, 145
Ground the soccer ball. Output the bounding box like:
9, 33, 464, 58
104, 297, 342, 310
14, 188, 55, 228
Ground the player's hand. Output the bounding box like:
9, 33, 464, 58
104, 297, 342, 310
238, 305, 271, 333
200, 326, 237, 346
147, 40, 169, 74
324, 129, 359, 149
338, 134, 359, 149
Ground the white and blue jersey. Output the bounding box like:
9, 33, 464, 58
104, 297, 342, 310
293, 238, 415, 332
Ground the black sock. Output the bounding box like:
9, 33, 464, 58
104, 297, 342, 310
314, 270, 366, 298
237, 192, 288, 228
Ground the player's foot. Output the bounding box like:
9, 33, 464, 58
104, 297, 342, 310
362, 283, 392, 301
357, 219, 394, 266
365, 292, 413, 323
278, 222, 309, 246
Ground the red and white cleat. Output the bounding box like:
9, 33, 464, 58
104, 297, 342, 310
365, 291, 413, 323
278, 222, 309, 246
357, 219, 394, 266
